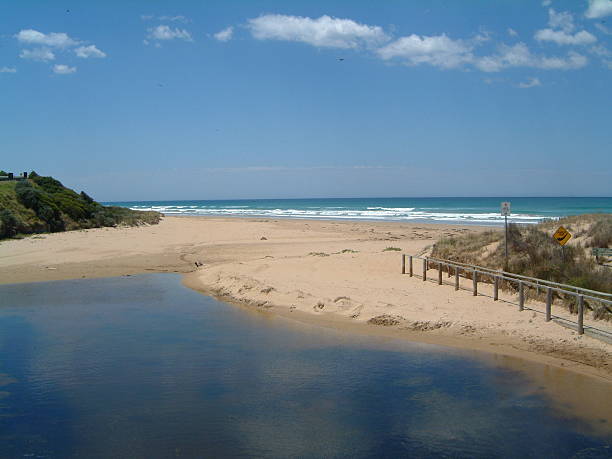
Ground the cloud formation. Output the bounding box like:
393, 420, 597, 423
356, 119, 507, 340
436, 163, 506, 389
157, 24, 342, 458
0, 66, 17, 73
147, 25, 193, 42
20, 48, 55, 61
247, 14, 388, 49
475, 43, 587, 71
53, 64, 76, 74
214, 26, 234, 42
142, 14, 190, 23
377, 34, 473, 68
585, 0, 612, 18
518, 77, 542, 88
535, 8, 597, 45
535, 28, 597, 45
74, 45, 106, 58
15, 29, 78, 48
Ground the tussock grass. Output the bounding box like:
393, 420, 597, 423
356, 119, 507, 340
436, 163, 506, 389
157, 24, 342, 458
383, 247, 402, 252
431, 214, 612, 320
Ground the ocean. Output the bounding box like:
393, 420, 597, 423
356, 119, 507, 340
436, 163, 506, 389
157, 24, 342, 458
106, 197, 612, 226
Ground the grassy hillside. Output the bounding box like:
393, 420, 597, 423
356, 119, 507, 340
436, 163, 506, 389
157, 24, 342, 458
430, 214, 612, 318
0, 172, 160, 239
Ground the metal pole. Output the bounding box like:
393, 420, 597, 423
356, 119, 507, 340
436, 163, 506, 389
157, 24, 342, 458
472, 269, 477, 296
438, 263, 443, 285
402, 254, 405, 274
504, 215, 508, 269
546, 287, 552, 322
409, 256, 413, 277
455, 266, 459, 291
519, 281, 524, 311
578, 295, 584, 335
493, 276, 499, 301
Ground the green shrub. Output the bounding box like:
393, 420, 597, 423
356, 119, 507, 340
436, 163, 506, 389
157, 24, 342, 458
0, 209, 19, 238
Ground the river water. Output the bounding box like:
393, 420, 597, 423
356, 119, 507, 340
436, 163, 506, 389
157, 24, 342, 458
0, 274, 610, 458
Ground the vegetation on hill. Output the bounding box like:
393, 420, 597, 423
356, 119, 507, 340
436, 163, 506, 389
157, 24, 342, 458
431, 214, 612, 319
0, 171, 160, 239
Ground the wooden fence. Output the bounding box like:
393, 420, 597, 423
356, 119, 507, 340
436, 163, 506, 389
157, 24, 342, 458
401, 254, 612, 341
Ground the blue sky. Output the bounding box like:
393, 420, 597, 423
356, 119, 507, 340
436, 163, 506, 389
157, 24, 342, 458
1, 0, 611, 200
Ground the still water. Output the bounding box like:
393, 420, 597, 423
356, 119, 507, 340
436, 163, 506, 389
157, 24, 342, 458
0, 274, 610, 458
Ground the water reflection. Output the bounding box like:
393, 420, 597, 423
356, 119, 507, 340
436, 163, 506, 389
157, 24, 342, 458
0, 274, 610, 458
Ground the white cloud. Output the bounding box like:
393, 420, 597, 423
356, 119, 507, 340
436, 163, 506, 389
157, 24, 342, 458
535, 9, 596, 45
507, 28, 518, 37
590, 44, 611, 56
247, 14, 388, 49
159, 15, 190, 23
589, 44, 612, 68
542, 0, 552, 6
594, 22, 612, 34
518, 77, 542, 88
19, 48, 55, 61
53, 64, 76, 74
585, 0, 612, 19
146, 25, 193, 42
535, 28, 597, 45
0, 66, 17, 73
15, 29, 78, 48
214, 26, 234, 42
377, 34, 474, 68
475, 43, 587, 71
74, 45, 106, 58
548, 8, 575, 32
142, 14, 190, 23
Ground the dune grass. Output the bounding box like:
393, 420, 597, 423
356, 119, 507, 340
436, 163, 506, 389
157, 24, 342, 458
431, 214, 612, 319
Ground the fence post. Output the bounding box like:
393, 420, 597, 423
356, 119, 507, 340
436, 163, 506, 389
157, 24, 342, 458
519, 281, 524, 311
578, 295, 584, 335
402, 254, 406, 274
438, 263, 443, 285
455, 266, 459, 291
409, 256, 413, 277
448, 265, 452, 278
472, 269, 478, 296
493, 276, 499, 301
546, 288, 552, 322
422, 258, 427, 281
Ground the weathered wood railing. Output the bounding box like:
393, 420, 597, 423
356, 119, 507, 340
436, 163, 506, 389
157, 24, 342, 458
401, 254, 612, 340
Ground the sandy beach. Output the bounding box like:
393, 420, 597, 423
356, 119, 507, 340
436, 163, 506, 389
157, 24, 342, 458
1, 216, 610, 382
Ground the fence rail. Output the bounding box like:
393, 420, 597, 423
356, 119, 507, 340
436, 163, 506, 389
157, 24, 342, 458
401, 254, 612, 340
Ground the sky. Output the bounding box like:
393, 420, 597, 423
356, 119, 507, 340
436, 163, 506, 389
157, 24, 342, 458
1, 0, 611, 201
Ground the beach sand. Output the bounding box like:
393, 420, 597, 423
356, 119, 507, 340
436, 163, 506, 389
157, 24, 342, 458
1, 216, 610, 382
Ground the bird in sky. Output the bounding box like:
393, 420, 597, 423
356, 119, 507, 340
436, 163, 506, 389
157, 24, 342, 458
337, 58, 345, 62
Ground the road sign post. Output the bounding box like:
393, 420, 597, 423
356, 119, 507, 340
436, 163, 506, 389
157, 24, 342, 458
501, 202, 511, 269
553, 226, 572, 262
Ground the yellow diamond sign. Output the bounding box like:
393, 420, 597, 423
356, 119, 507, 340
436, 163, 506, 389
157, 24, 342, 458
553, 226, 572, 246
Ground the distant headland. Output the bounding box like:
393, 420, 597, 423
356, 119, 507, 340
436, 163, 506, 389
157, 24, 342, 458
0, 170, 161, 240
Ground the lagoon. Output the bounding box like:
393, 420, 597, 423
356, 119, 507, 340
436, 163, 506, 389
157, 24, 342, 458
0, 274, 610, 458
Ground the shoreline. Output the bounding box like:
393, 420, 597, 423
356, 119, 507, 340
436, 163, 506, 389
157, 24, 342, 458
182, 272, 612, 384
1, 215, 610, 385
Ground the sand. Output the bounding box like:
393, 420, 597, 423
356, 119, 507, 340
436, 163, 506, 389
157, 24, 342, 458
1, 216, 611, 383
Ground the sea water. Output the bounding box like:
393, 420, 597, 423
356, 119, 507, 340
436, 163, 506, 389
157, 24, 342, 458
105, 196, 612, 226
0, 274, 610, 458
